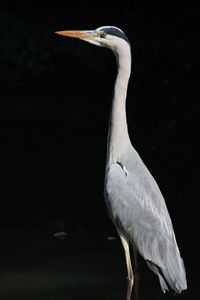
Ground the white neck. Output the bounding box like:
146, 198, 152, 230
106, 43, 131, 168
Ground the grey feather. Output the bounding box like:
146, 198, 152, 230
105, 145, 187, 293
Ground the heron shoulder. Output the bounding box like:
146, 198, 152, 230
105, 146, 174, 237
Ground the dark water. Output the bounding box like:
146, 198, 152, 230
0, 91, 199, 299
0, 226, 197, 300
1, 2, 199, 297
0, 75, 199, 300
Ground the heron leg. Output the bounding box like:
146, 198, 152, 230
119, 233, 134, 300
133, 249, 140, 300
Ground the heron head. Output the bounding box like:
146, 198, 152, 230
55, 26, 130, 52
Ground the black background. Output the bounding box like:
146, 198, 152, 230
0, 1, 199, 299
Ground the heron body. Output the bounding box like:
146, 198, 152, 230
56, 26, 187, 299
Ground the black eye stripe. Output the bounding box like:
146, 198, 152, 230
100, 27, 129, 44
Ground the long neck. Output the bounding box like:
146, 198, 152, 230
106, 44, 131, 168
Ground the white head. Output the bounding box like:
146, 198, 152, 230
55, 25, 130, 55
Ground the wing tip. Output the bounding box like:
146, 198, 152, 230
159, 273, 187, 294
147, 259, 187, 294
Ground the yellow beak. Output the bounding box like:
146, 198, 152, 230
55, 30, 96, 40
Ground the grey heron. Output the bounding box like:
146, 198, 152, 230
56, 26, 187, 300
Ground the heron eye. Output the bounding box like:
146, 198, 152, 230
100, 31, 107, 38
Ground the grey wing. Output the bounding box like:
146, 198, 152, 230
104, 156, 187, 293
